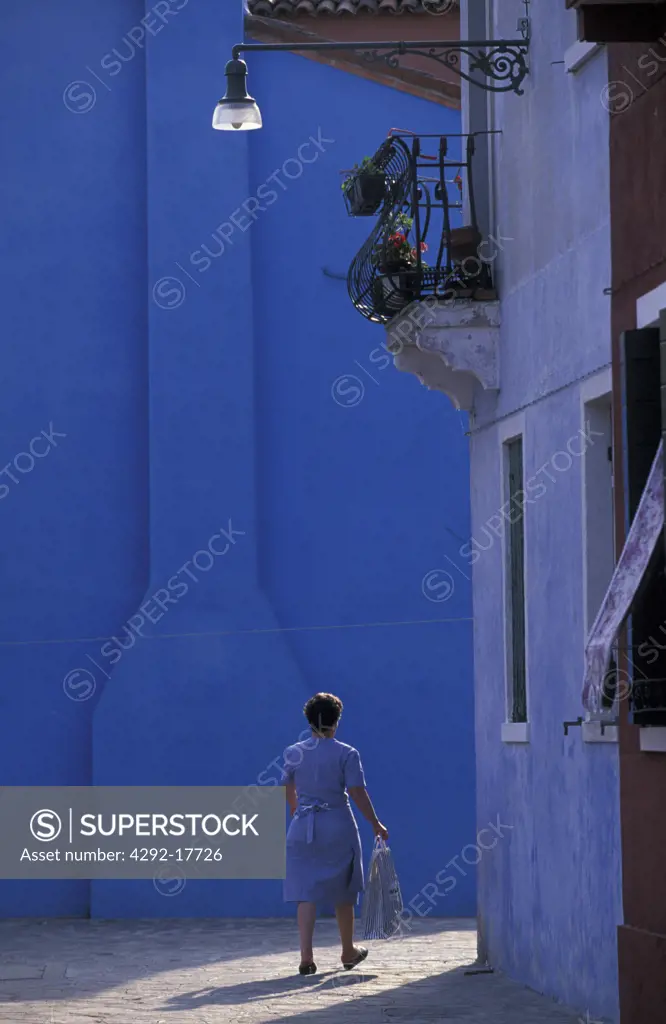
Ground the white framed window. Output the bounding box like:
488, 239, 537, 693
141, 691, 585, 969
637, 281, 666, 329
564, 4, 603, 73
581, 368, 615, 641
499, 413, 530, 743
580, 368, 619, 742
564, 38, 603, 74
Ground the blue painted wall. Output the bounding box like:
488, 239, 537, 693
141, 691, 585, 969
0, 0, 474, 920
0, 0, 149, 918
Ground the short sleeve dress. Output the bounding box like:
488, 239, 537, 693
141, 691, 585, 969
281, 736, 366, 905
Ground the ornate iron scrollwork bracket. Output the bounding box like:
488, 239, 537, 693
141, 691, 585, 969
232, 24, 531, 96
358, 39, 530, 96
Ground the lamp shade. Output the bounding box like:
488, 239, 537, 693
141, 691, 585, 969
212, 58, 262, 131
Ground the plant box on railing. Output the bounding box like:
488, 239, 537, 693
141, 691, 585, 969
372, 263, 416, 316
342, 164, 386, 216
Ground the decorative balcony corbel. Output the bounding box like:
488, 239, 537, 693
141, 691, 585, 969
386, 299, 500, 411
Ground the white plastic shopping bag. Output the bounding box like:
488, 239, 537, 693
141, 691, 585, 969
361, 837, 404, 940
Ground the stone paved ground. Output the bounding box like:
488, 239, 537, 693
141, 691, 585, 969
0, 918, 589, 1024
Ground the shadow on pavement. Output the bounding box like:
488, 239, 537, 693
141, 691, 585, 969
0, 917, 474, 1010
253, 967, 583, 1024
163, 970, 380, 1011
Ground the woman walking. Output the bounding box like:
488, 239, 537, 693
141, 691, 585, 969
282, 692, 389, 976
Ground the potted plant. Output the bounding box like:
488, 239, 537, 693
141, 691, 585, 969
342, 157, 386, 216
371, 214, 428, 315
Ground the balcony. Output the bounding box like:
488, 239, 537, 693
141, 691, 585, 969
343, 131, 500, 411
344, 131, 496, 325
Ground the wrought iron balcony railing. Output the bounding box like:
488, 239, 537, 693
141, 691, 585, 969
343, 131, 498, 325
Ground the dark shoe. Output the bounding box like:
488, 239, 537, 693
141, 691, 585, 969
343, 946, 368, 970
299, 962, 317, 975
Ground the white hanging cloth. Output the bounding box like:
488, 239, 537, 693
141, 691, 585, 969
582, 440, 664, 713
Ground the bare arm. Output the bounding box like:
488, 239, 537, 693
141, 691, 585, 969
285, 779, 297, 816
348, 786, 388, 840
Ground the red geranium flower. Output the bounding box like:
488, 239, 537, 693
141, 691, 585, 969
410, 242, 429, 259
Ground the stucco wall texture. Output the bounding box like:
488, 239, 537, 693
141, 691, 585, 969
470, 5, 621, 1022
0, 0, 475, 920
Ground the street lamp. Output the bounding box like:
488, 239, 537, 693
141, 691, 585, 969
212, 21, 531, 132
212, 58, 262, 131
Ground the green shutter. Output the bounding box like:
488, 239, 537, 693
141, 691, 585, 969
507, 438, 527, 723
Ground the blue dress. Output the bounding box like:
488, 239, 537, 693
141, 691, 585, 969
282, 737, 366, 905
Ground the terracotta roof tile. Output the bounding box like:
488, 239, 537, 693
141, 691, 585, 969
247, 0, 457, 15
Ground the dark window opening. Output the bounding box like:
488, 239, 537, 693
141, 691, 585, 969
622, 322, 666, 725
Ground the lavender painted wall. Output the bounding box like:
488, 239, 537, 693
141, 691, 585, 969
468, 3, 621, 1021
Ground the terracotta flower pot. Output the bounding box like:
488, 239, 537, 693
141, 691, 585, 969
448, 225, 482, 261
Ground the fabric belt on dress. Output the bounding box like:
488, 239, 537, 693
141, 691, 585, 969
294, 801, 331, 843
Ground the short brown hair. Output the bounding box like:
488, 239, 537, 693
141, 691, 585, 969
304, 693, 343, 733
